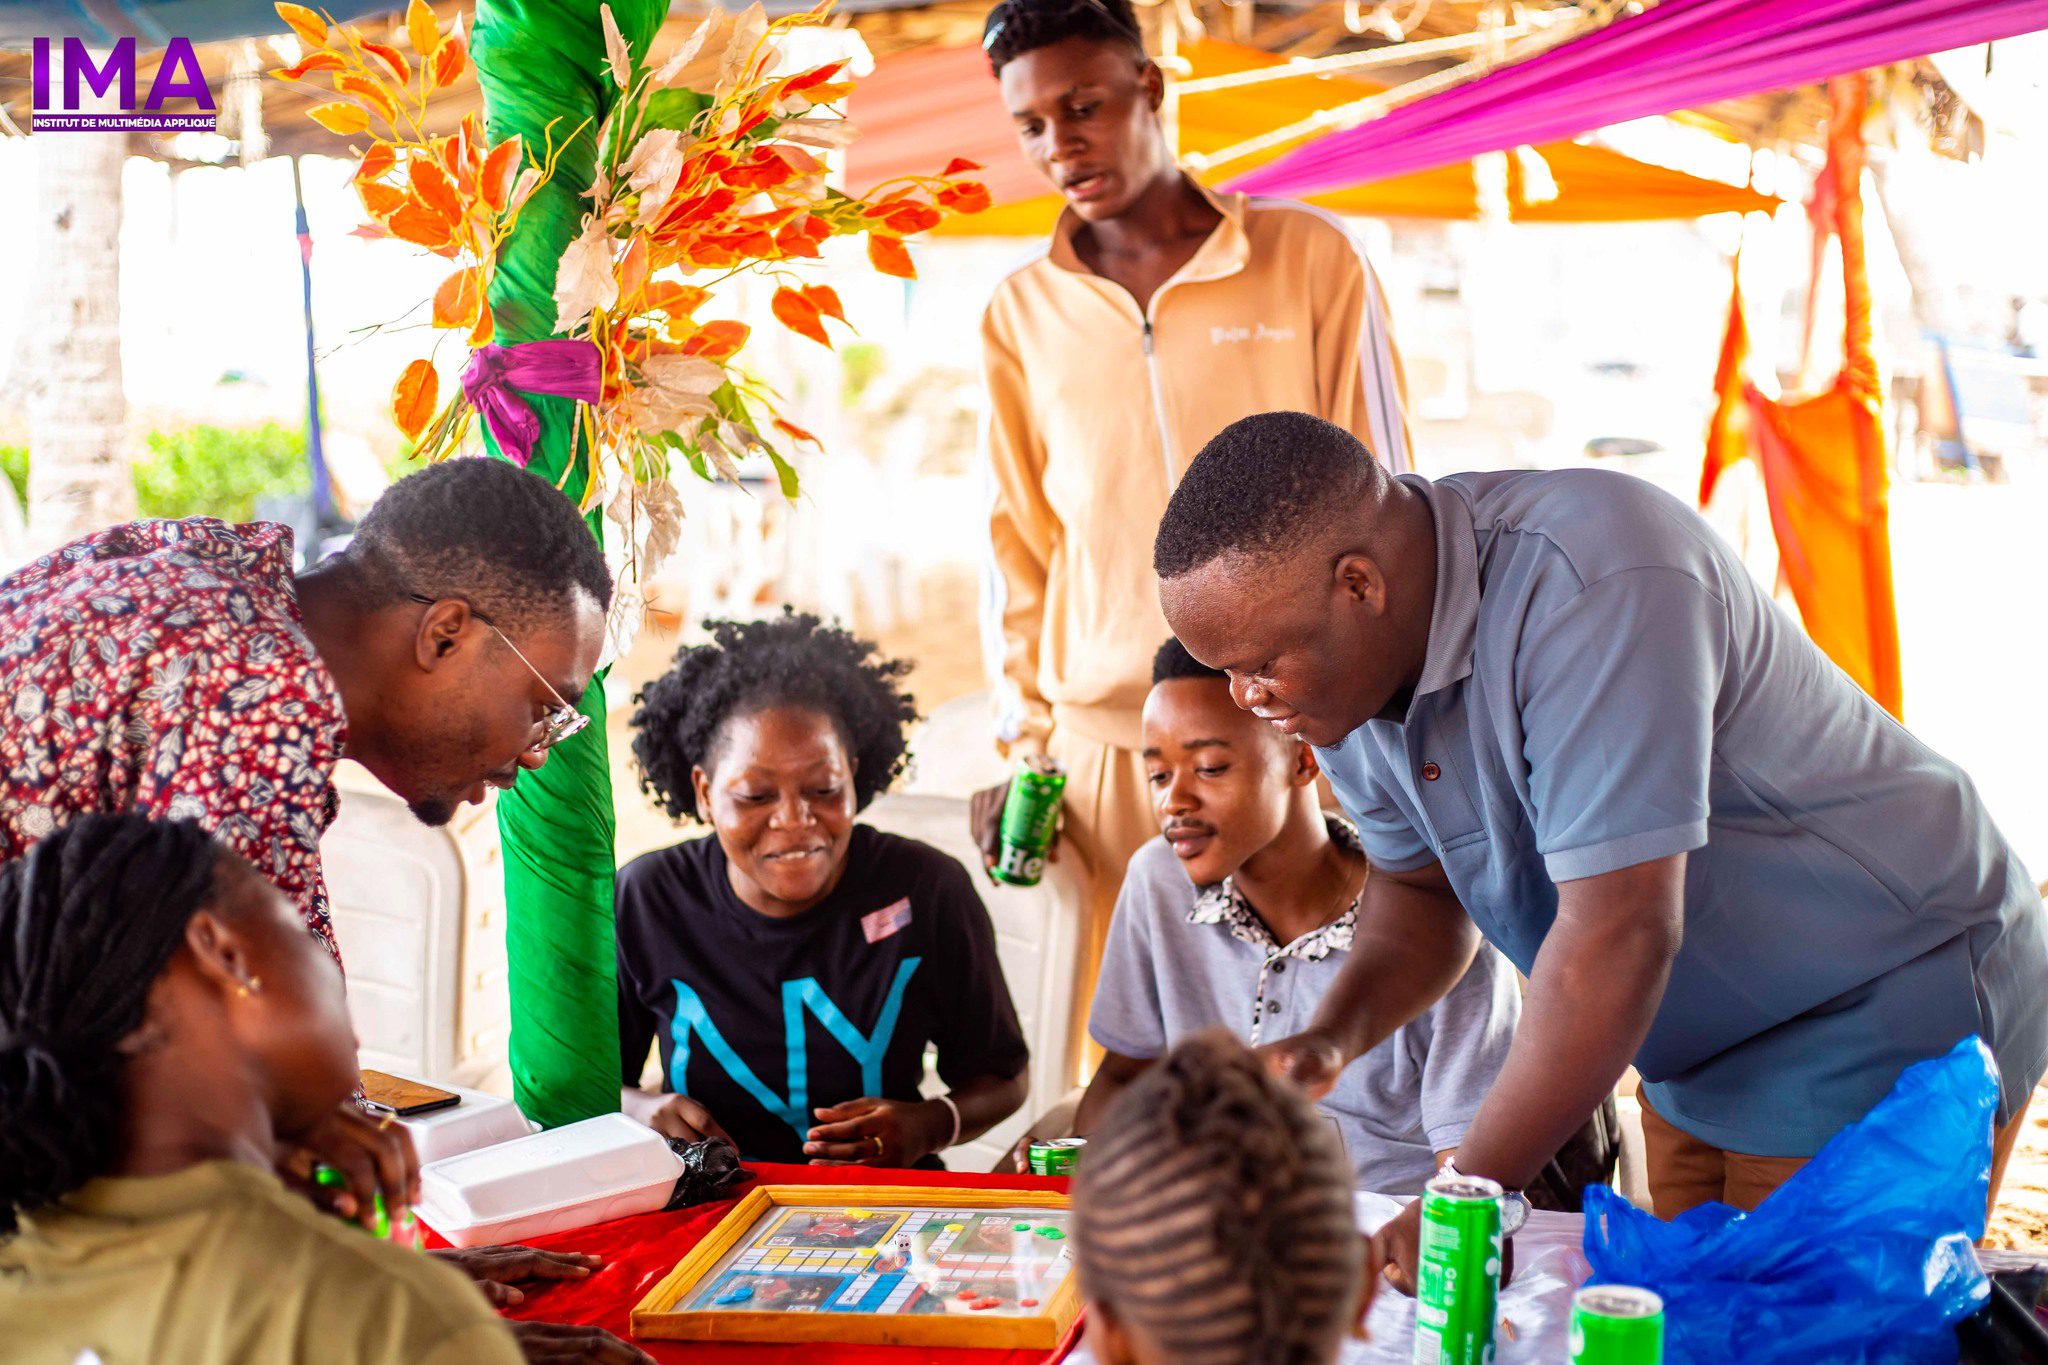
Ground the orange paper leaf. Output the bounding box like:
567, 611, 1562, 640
647, 282, 712, 317
387, 201, 456, 249
773, 417, 822, 446
356, 142, 397, 183
938, 181, 992, 214
799, 283, 845, 325
405, 0, 440, 59
867, 233, 915, 279
618, 235, 651, 303
772, 286, 829, 347
408, 158, 464, 226
336, 72, 401, 127
357, 179, 407, 219
392, 359, 438, 442
479, 137, 521, 209
681, 319, 749, 363
308, 101, 370, 136
361, 40, 409, 84
469, 299, 495, 347
433, 267, 483, 329
941, 157, 984, 177
275, 3, 327, 49
271, 52, 344, 81
432, 32, 467, 89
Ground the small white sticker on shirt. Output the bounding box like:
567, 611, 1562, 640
861, 897, 912, 944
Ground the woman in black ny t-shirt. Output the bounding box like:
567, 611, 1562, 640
618, 612, 1029, 1167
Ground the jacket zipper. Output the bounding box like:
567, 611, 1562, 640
1141, 317, 1177, 490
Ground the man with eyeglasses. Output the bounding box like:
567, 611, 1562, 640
972, 0, 1411, 1081
0, 457, 624, 1339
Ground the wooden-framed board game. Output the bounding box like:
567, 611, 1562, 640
630, 1184, 1082, 1349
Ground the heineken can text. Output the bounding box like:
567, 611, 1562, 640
992, 757, 1065, 887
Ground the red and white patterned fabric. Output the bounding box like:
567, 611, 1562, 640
0, 519, 348, 963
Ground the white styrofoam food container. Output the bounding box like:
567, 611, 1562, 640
417, 1112, 681, 1248
395, 1084, 536, 1165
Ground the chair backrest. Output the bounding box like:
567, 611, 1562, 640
321, 766, 468, 1083
859, 791, 1086, 1171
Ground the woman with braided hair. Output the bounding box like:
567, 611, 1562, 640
0, 815, 648, 1364
1071, 1030, 1373, 1365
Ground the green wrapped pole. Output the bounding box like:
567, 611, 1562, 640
473, 0, 666, 1128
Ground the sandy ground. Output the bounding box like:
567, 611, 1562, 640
601, 482, 2048, 1248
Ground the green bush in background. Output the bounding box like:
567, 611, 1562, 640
0, 422, 310, 524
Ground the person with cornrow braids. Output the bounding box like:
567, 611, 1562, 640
971, 0, 1411, 1087
619, 612, 1029, 1168
1070, 1030, 1374, 1365
0, 814, 650, 1364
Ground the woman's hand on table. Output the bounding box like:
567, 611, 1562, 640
509, 1320, 656, 1363
622, 1089, 733, 1146
805, 1096, 949, 1166
278, 1100, 421, 1231
431, 1246, 603, 1306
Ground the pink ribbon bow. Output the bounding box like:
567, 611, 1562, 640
460, 340, 603, 468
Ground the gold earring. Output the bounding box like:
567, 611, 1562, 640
236, 974, 263, 999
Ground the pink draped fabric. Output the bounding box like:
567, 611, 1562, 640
1231, 0, 2048, 199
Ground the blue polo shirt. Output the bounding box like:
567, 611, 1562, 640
1316, 469, 2048, 1156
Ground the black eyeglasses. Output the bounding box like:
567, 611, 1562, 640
407, 593, 590, 752
983, 0, 1145, 51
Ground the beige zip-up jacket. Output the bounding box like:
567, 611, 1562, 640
981, 184, 1411, 755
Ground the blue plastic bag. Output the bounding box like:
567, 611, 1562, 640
1584, 1036, 1998, 1364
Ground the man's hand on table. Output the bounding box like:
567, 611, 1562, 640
432, 1246, 604, 1306
509, 1321, 656, 1363
805, 1097, 950, 1166
279, 1100, 421, 1231
1370, 1200, 1424, 1296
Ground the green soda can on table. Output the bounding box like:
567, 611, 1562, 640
1028, 1137, 1085, 1176
1413, 1170, 1510, 1365
1569, 1285, 1665, 1364
991, 756, 1066, 888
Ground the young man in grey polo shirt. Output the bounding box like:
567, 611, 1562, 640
1155, 411, 2048, 1288
1075, 637, 1519, 1195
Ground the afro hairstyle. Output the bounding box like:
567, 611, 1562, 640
630, 610, 918, 822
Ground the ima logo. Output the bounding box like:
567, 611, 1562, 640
30, 37, 218, 133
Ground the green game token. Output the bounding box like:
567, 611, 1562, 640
1013, 1222, 1031, 1231
1036, 1227, 1063, 1239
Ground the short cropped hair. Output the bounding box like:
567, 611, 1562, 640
1153, 412, 1384, 581
343, 457, 612, 632
984, 0, 1145, 74
1152, 636, 1225, 686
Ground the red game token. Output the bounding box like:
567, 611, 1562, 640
972, 1298, 1002, 1311
1020, 1298, 1040, 1308
958, 1290, 977, 1300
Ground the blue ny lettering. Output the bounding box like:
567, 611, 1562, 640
668, 958, 922, 1140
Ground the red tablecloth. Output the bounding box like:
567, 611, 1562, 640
439, 1162, 1084, 1364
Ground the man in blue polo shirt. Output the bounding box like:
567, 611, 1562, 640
1154, 411, 2048, 1288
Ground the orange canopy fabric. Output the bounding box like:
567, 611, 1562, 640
847, 39, 1780, 234
1701, 77, 1901, 718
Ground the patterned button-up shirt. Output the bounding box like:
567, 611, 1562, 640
0, 519, 348, 962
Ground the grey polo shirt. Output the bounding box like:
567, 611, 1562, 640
1315, 468, 2048, 1156
1089, 827, 1520, 1195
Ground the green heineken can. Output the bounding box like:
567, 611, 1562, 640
1569, 1285, 1665, 1364
1028, 1137, 1086, 1176
991, 756, 1065, 888
1413, 1171, 1506, 1365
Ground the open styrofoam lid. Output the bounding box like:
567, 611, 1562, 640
419, 1112, 680, 1225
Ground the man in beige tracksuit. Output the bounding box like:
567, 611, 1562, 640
974, 0, 1410, 1082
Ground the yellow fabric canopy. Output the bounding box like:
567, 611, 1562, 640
847, 39, 1780, 235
